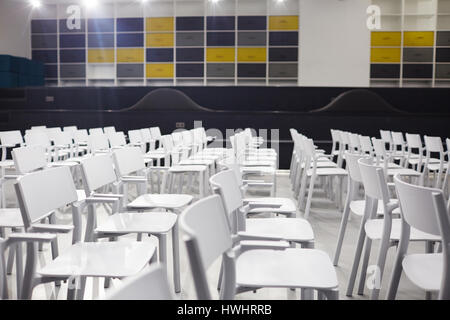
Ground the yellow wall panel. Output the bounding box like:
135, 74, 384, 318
146, 17, 174, 32
88, 49, 114, 63
269, 16, 299, 30
404, 31, 434, 47
146, 33, 174, 47
116, 48, 144, 63
237, 48, 266, 62
371, 32, 402, 46
146, 63, 174, 78
206, 48, 235, 62
371, 48, 401, 63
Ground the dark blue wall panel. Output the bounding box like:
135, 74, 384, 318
116, 33, 144, 47
207, 32, 235, 46
116, 18, 144, 32
176, 48, 204, 62
146, 49, 174, 62
44, 64, 58, 78
59, 34, 86, 48
31, 20, 57, 33
269, 32, 299, 46
176, 63, 204, 77
207, 16, 235, 30
88, 34, 115, 48
32, 50, 57, 64
238, 16, 266, 30
176, 17, 204, 31
88, 19, 114, 33
269, 48, 298, 61
59, 49, 86, 63
238, 63, 266, 77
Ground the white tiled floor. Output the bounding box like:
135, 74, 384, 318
2, 170, 428, 300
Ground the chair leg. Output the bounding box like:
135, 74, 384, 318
6, 244, 15, 275
333, 181, 354, 266
346, 216, 368, 296
15, 241, 23, 299
324, 288, 339, 300
370, 238, 392, 300
304, 174, 316, 219
357, 237, 372, 296
172, 218, 181, 293
156, 233, 167, 265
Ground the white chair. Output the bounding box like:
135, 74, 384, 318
0, 130, 24, 168
15, 166, 156, 299
346, 158, 440, 299
140, 128, 155, 152
359, 135, 374, 156
105, 264, 173, 300
386, 174, 450, 300
89, 128, 104, 135
88, 132, 110, 154
108, 131, 127, 149
423, 136, 447, 189
103, 126, 116, 138
79, 154, 178, 294
180, 195, 339, 300
380, 130, 394, 153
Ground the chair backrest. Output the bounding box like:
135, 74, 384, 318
74, 129, 89, 144
89, 128, 104, 135
103, 126, 116, 137
0, 130, 24, 146
24, 130, 51, 148
15, 166, 78, 228
349, 133, 361, 151
53, 131, 73, 147
106, 264, 173, 300
345, 152, 365, 183
46, 127, 62, 141
88, 133, 109, 153
150, 127, 162, 140
12, 145, 47, 174
31, 126, 46, 130
172, 131, 183, 146
63, 126, 78, 139
140, 128, 152, 143
372, 138, 388, 162
80, 154, 117, 194
380, 130, 393, 143
108, 132, 126, 148
128, 129, 143, 144
358, 157, 390, 202
112, 147, 145, 177
394, 174, 442, 237
162, 135, 174, 152
405, 133, 422, 149
180, 195, 233, 300
424, 136, 444, 153
391, 132, 405, 146
359, 135, 373, 154
209, 169, 244, 216
182, 130, 193, 145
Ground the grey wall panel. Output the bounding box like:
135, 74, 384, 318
207, 63, 235, 77
60, 64, 86, 78
176, 32, 204, 47
238, 32, 266, 46
269, 63, 298, 78
117, 64, 144, 78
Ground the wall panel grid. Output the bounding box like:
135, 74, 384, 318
30, 0, 300, 87
370, 0, 450, 87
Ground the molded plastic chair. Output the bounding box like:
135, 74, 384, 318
423, 136, 447, 189
15, 166, 156, 299
386, 174, 450, 300
180, 195, 339, 300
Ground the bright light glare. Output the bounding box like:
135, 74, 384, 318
30, 0, 41, 8
83, 0, 99, 8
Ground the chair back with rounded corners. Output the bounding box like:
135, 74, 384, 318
150, 127, 162, 140
74, 129, 89, 144
89, 128, 103, 135
182, 130, 193, 145
180, 195, 233, 300
12, 146, 47, 174
0, 130, 24, 146
88, 133, 109, 153
106, 264, 173, 300
424, 136, 444, 153
391, 132, 405, 146
405, 133, 422, 149
53, 131, 73, 147
394, 174, 442, 236
46, 127, 62, 141
380, 130, 392, 143
162, 135, 174, 152
340, 131, 351, 146
358, 158, 390, 202
359, 135, 373, 154
372, 138, 387, 158
349, 133, 361, 151
209, 169, 244, 216
140, 128, 152, 143
63, 126, 77, 139
15, 166, 78, 228
108, 132, 126, 148
128, 129, 143, 144
112, 147, 145, 177
25, 130, 51, 148
345, 152, 365, 183
80, 154, 117, 194
103, 126, 116, 137
171, 131, 183, 146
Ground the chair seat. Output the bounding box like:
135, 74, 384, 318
241, 160, 274, 167
48, 161, 79, 168
350, 199, 400, 216
246, 197, 296, 215
145, 152, 166, 159
245, 218, 314, 242
179, 159, 214, 166
189, 154, 220, 161
241, 166, 275, 175
307, 167, 347, 176
387, 168, 420, 177
302, 161, 337, 168
38, 242, 155, 278
169, 165, 207, 173
402, 253, 443, 292
408, 157, 440, 165
236, 248, 338, 289
0, 208, 23, 227
96, 212, 177, 234
426, 163, 447, 171
128, 194, 193, 210
364, 218, 441, 241
0, 160, 15, 168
